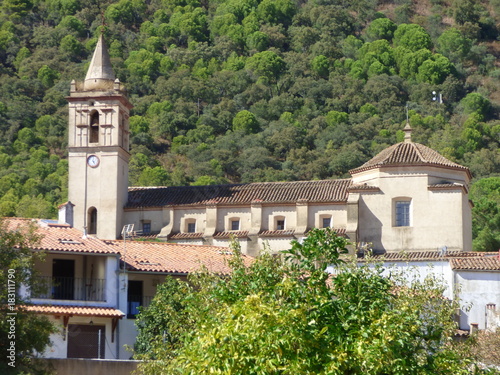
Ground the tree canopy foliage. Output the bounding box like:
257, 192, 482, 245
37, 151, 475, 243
134, 229, 480, 374
0, 0, 499, 249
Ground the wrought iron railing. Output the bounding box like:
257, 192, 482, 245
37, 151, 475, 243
32, 276, 106, 301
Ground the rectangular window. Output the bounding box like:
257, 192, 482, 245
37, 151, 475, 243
231, 220, 240, 231
127, 280, 143, 319
276, 220, 285, 230
142, 222, 151, 234
322, 217, 331, 228
395, 201, 411, 227
187, 222, 196, 233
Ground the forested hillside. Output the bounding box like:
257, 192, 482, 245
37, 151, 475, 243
0, 0, 499, 250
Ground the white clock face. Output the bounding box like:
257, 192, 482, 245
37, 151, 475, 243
87, 155, 100, 168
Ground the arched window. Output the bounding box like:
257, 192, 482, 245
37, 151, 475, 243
89, 111, 99, 143
88, 207, 97, 234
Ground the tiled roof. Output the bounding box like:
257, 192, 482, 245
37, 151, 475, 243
103, 240, 253, 274
428, 183, 468, 193
213, 231, 250, 239
348, 184, 381, 192
350, 142, 470, 177
23, 305, 124, 317
168, 232, 205, 239
362, 250, 484, 262
259, 229, 295, 237
3, 218, 119, 255
451, 256, 500, 271
126, 179, 351, 208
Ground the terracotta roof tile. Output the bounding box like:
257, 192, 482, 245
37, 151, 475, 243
126, 179, 351, 208
213, 231, 250, 238
3, 218, 119, 254
23, 305, 124, 317
259, 229, 295, 237
362, 250, 484, 262
451, 256, 500, 271
348, 184, 381, 192
168, 232, 205, 239
103, 240, 253, 274
350, 142, 470, 177
428, 183, 468, 193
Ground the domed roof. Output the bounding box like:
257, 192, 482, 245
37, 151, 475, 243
349, 140, 470, 177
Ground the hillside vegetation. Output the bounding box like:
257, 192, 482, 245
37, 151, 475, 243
0, 0, 499, 250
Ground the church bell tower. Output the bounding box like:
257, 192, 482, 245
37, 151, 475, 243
67, 34, 132, 239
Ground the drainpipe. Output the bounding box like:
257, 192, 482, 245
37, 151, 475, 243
115, 253, 120, 359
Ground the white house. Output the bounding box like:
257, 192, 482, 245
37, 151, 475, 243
7, 217, 249, 360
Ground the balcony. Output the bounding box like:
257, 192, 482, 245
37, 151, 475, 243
32, 276, 106, 302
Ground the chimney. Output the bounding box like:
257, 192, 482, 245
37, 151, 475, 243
58, 201, 75, 226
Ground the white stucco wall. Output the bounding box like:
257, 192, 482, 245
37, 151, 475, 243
262, 206, 296, 231
353, 166, 470, 252
308, 204, 347, 230
42, 316, 119, 360
455, 271, 500, 330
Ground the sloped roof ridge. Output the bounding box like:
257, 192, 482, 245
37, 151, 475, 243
129, 178, 350, 190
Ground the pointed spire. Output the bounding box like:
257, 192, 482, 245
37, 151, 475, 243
84, 34, 115, 90
403, 122, 412, 143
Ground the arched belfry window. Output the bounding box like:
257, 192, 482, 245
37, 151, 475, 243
88, 207, 97, 235
89, 111, 99, 143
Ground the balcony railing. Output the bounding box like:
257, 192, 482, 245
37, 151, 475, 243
32, 276, 106, 302
127, 295, 154, 318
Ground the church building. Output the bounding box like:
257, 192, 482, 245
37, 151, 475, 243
66, 35, 473, 257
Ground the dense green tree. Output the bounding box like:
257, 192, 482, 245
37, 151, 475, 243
364, 17, 397, 42
394, 24, 432, 52
470, 177, 500, 252
136, 229, 474, 374
232, 109, 259, 134
245, 50, 286, 82
437, 27, 473, 62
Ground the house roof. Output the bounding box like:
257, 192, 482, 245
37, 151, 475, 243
3, 218, 249, 275
450, 256, 500, 271
361, 250, 485, 262
126, 179, 352, 208
103, 240, 252, 274
3, 218, 119, 255
349, 141, 471, 177
23, 305, 125, 318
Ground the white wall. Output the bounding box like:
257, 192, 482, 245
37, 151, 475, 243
455, 271, 500, 330
42, 316, 119, 360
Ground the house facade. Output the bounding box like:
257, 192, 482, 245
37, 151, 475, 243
7, 217, 247, 360
67, 36, 473, 257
